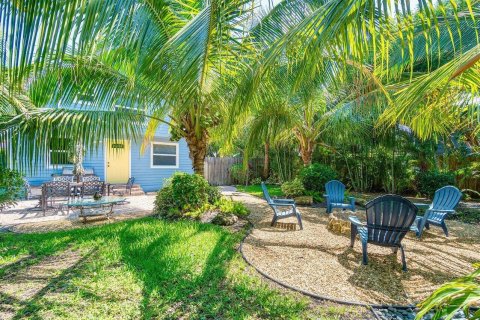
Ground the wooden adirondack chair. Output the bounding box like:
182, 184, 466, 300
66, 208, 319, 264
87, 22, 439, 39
324, 180, 355, 214
414, 186, 462, 238
349, 195, 417, 271
261, 182, 303, 230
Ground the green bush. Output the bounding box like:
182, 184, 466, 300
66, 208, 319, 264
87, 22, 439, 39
0, 168, 25, 211
207, 185, 222, 204
447, 209, 480, 224
305, 190, 323, 203
281, 179, 306, 198
416, 170, 456, 198
154, 173, 219, 219
217, 198, 250, 217
299, 163, 337, 192
230, 163, 250, 185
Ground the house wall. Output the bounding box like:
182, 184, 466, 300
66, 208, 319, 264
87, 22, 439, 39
131, 122, 193, 192
23, 123, 193, 191
25, 145, 105, 186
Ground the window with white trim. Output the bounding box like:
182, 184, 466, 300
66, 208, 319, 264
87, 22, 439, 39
151, 142, 178, 168
49, 137, 73, 167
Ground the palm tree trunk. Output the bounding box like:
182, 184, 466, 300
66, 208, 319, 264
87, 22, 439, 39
299, 140, 314, 166
184, 130, 208, 176
263, 142, 270, 180
182, 116, 208, 176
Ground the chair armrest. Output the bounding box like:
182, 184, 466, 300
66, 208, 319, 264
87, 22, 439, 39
429, 209, 455, 213
271, 203, 295, 208
348, 196, 355, 205
273, 199, 295, 204
348, 216, 365, 227
324, 194, 330, 205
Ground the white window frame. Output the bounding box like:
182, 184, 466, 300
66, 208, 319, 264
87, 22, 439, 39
150, 142, 179, 168
47, 148, 72, 169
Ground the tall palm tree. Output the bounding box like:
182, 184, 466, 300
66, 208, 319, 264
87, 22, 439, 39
0, 0, 255, 175
1, 0, 479, 173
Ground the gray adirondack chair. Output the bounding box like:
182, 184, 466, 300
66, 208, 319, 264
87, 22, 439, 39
414, 186, 462, 238
261, 182, 303, 230
349, 195, 417, 271
324, 180, 355, 214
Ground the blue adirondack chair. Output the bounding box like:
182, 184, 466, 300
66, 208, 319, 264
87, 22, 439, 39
324, 180, 355, 214
349, 195, 418, 271
414, 186, 462, 238
261, 182, 303, 230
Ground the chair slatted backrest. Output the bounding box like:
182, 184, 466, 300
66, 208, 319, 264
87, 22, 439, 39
44, 181, 71, 198
325, 180, 346, 203
431, 186, 462, 211
82, 181, 105, 196
81, 175, 100, 182
52, 175, 74, 183
261, 182, 273, 204
365, 195, 417, 246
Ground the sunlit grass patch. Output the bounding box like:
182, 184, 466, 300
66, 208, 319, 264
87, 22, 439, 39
0, 218, 324, 319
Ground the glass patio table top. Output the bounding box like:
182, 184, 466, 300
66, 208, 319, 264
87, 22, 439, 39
67, 196, 126, 207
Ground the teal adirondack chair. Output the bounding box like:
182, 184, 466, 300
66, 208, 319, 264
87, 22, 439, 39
261, 182, 303, 230
414, 186, 462, 238
324, 180, 355, 214
350, 195, 418, 271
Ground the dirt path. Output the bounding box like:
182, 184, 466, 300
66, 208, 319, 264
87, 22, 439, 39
233, 192, 480, 305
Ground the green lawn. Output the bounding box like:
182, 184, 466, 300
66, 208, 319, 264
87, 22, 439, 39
236, 184, 283, 198
0, 218, 361, 319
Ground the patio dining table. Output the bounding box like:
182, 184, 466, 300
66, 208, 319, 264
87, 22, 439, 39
67, 196, 126, 223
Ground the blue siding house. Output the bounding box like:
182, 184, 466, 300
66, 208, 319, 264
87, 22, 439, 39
21, 122, 193, 193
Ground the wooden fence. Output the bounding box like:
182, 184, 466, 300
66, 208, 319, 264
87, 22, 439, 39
204, 157, 264, 186
204, 157, 242, 186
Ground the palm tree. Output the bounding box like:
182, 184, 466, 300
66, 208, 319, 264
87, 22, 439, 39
1, 0, 479, 173
0, 0, 255, 175
239, 0, 480, 141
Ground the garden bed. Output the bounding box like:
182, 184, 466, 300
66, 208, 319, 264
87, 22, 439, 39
236, 192, 480, 305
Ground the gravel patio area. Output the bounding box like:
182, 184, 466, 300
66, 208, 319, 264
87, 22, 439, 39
0, 195, 156, 233
234, 192, 480, 305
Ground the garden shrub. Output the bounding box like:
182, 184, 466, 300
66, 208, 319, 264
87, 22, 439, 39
447, 209, 480, 224
416, 170, 456, 198
305, 190, 323, 203
154, 173, 219, 219
217, 198, 250, 217
250, 177, 262, 185
230, 163, 251, 185
299, 163, 337, 192
207, 185, 222, 204
0, 168, 25, 211
281, 179, 306, 198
